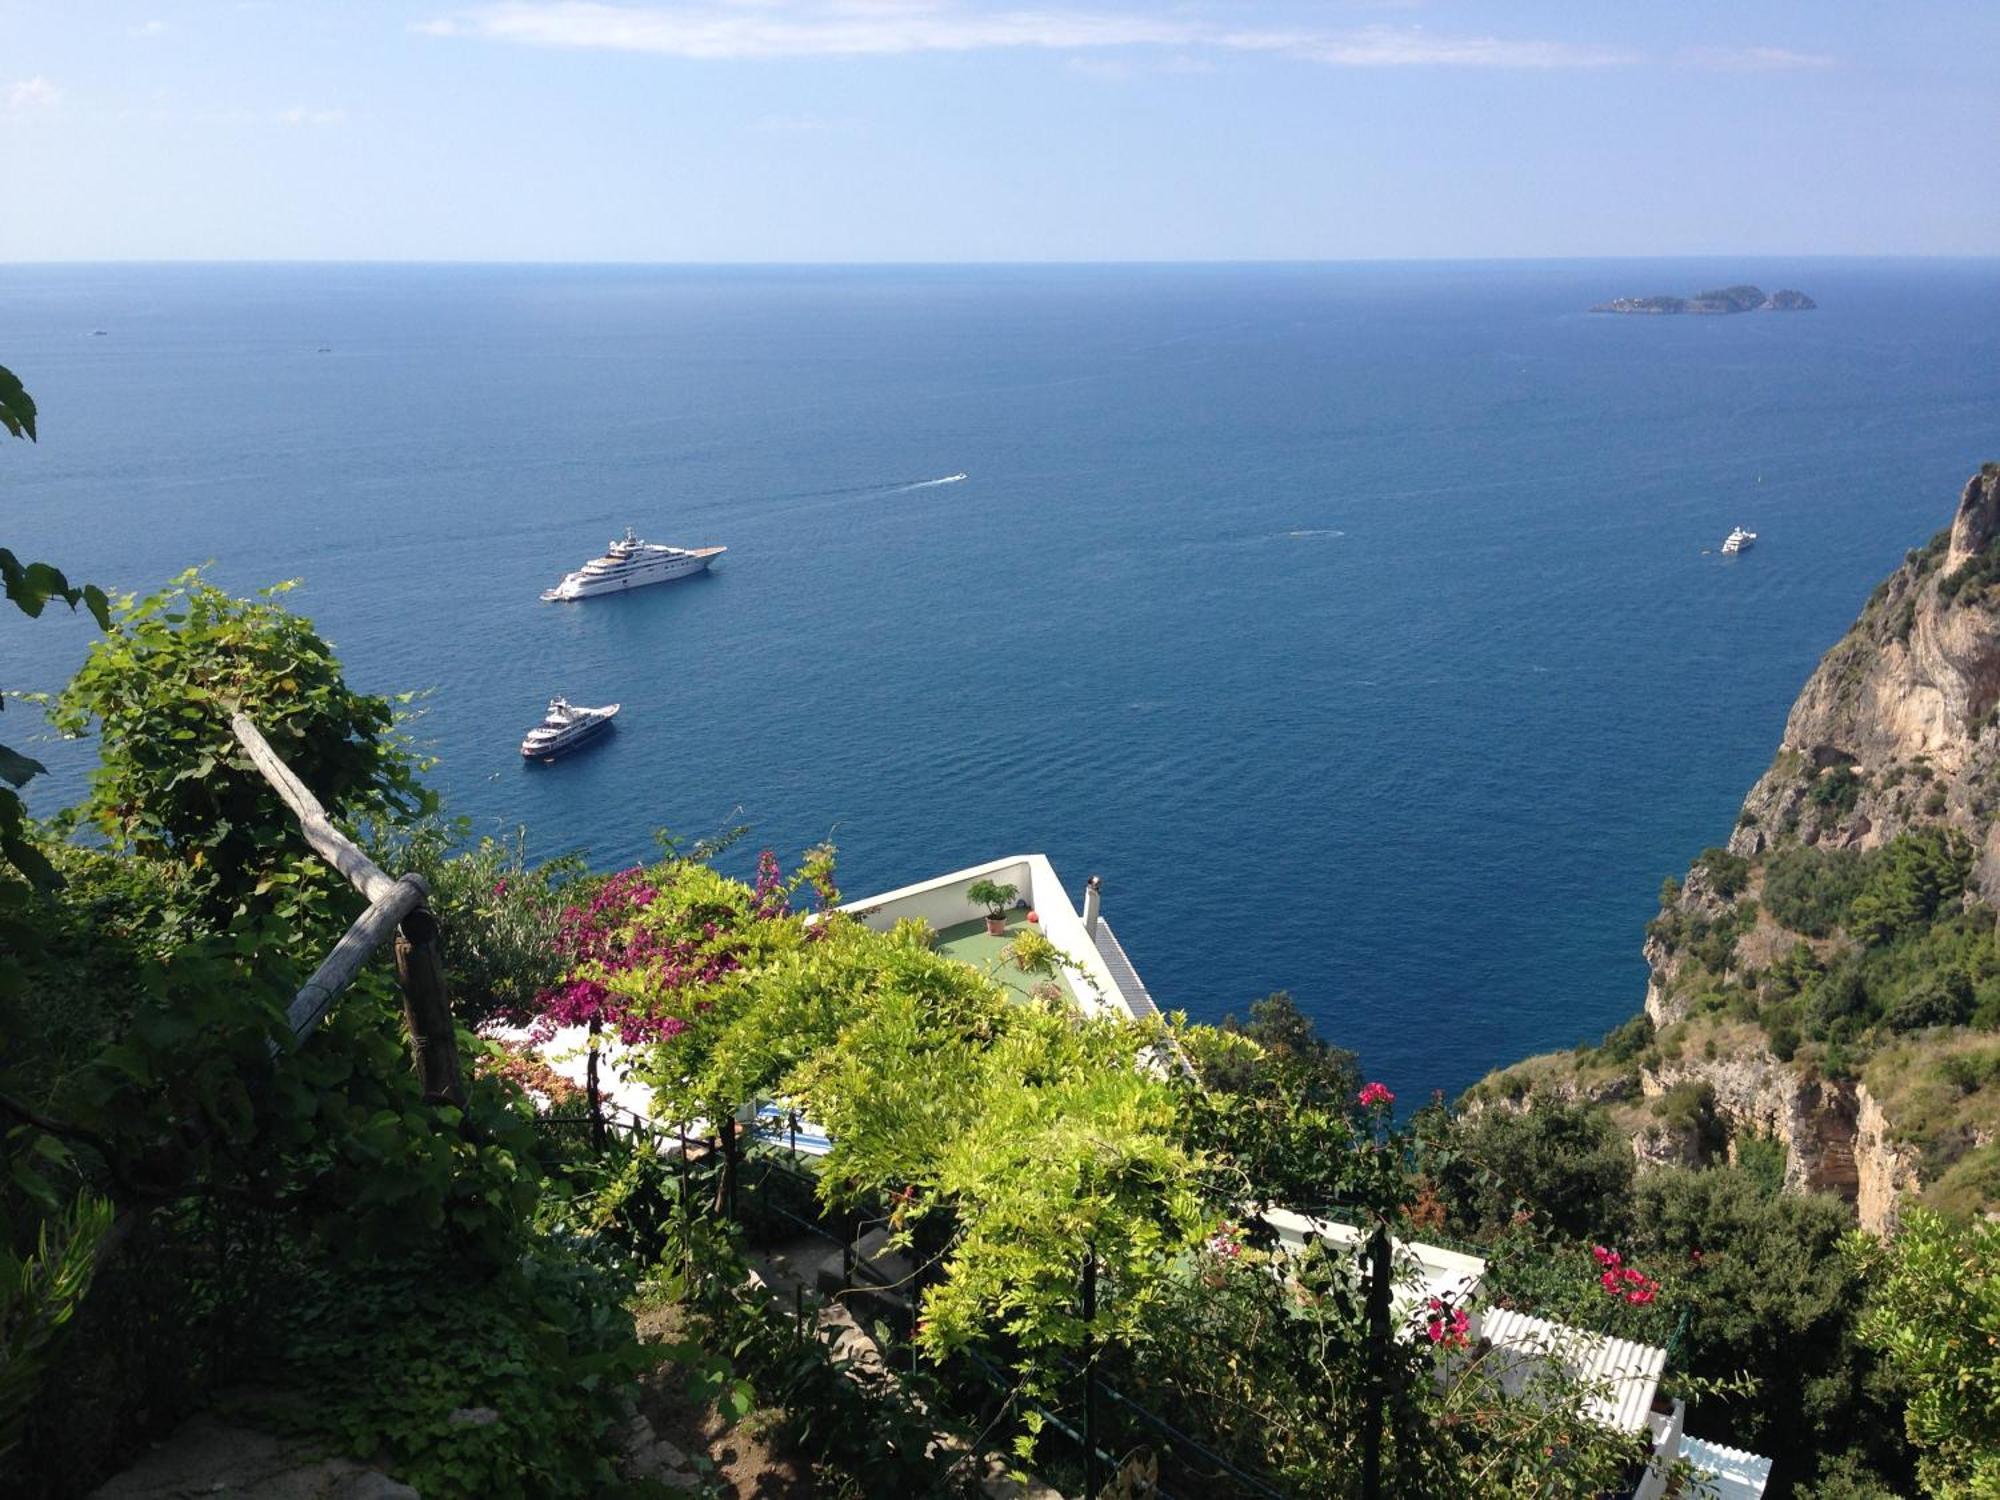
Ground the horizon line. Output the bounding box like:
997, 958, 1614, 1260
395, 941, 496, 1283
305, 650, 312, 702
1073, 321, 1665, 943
4, 252, 1997, 270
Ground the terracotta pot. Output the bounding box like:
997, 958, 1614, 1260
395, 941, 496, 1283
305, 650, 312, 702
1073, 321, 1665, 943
985, 915, 1007, 936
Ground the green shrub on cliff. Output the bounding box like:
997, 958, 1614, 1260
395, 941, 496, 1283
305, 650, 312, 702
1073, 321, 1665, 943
1847, 828, 1975, 947
1434, 1101, 1635, 1242
1809, 765, 1865, 816
1697, 846, 1753, 898
1764, 846, 1868, 937
1630, 1168, 1907, 1493
1851, 1209, 2000, 1498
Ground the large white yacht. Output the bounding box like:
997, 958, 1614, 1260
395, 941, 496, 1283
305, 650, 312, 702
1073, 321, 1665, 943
1721, 526, 1758, 554
520, 699, 619, 760
542, 529, 725, 602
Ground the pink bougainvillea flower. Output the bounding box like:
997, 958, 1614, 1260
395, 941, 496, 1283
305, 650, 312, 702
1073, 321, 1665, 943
1422, 1296, 1470, 1348
1592, 1245, 1621, 1268
1358, 1082, 1395, 1108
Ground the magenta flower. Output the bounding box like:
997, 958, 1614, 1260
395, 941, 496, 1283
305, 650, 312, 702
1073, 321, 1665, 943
1423, 1297, 1471, 1349
1358, 1082, 1395, 1108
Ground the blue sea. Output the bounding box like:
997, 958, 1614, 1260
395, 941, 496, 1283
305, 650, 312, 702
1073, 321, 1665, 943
6, 261, 1999, 1099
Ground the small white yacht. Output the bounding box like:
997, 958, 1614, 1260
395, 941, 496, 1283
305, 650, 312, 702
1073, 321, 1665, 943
520, 699, 619, 760
542, 529, 725, 602
1722, 526, 1757, 554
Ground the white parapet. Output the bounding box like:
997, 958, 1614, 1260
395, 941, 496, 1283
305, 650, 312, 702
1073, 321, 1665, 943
837, 853, 1145, 1022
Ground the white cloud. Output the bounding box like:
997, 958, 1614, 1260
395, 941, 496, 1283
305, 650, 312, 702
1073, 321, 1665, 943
279, 106, 348, 126
130, 19, 170, 38
1232, 25, 1640, 69
1682, 45, 1835, 72
416, 2, 1642, 68
8, 76, 62, 111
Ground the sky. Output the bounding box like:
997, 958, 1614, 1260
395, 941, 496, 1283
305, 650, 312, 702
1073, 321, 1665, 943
2, 1, 1996, 261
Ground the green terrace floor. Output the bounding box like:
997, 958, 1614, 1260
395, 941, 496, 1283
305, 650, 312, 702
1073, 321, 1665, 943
932, 914, 1078, 1006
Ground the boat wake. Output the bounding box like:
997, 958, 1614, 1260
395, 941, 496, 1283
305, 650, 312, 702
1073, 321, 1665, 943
1284, 528, 1345, 540
893, 473, 969, 492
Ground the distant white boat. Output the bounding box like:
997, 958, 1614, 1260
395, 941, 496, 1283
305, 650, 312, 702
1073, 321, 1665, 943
1722, 526, 1757, 554
520, 698, 619, 759
542, 529, 725, 601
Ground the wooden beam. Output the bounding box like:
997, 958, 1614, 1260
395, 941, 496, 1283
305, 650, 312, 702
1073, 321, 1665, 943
230, 712, 400, 905
394, 906, 465, 1106
235, 712, 464, 1105
285, 874, 429, 1041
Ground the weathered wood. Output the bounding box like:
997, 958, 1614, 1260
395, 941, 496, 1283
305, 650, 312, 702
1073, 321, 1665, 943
394, 907, 466, 1106
285, 875, 428, 1040
230, 712, 400, 905
237, 712, 463, 1105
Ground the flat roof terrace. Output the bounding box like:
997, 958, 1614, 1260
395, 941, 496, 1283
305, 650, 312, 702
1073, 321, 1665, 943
932, 912, 1075, 1006
837, 854, 1144, 1021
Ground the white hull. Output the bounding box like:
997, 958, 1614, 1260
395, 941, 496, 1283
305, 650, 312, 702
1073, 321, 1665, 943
542, 541, 724, 602
521, 700, 620, 758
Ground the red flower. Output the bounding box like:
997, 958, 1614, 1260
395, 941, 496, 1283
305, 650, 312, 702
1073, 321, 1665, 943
1423, 1296, 1471, 1348
1596, 1257, 1659, 1306
1358, 1082, 1395, 1108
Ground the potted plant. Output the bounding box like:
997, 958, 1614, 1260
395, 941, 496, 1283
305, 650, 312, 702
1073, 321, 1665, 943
966, 878, 1018, 936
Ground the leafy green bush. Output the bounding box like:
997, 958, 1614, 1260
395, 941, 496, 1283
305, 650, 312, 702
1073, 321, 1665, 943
1696, 846, 1753, 898
1434, 1102, 1636, 1242
1595, 1013, 1655, 1065
271, 1244, 647, 1500
3, 572, 657, 1496
1764, 845, 1868, 938
1809, 766, 1865, 816
1847, 829, 1975, 947
1884, 972, 1975, 1032
1806, 961, 1874, 1039
1735, 1134, 1788, 1196
374, 820, 585, 1029
51, 573, 432, 921
1852, 1209, 2000, 1497
1631, 1168, 1907, 1489
1217, 990, 1362, 1106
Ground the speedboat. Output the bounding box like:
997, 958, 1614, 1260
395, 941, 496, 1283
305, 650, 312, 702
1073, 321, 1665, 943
542, 529, 725, 601
520, 699, 619, 760
1722, 526, 1757, 554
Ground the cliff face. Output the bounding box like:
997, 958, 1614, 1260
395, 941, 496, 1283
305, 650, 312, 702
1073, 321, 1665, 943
1500, 466, 2000, 1234
1726, 466, 2000, 883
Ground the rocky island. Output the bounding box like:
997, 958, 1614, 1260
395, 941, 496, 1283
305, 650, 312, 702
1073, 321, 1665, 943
1474, 463, 2000, 1234
1591, 283, 1817, 315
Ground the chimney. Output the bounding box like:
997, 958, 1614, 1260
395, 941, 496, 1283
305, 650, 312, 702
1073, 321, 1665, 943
1082, 875, 1102, 937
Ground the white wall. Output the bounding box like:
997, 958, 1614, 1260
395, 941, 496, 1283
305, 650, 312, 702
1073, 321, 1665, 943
837, 853, 1136, 1020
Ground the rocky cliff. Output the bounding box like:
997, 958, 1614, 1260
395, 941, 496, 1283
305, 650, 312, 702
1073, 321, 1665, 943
1485, 465, 2000, 1234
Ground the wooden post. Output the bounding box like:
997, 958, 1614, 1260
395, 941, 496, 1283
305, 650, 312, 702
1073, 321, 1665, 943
1361, 1223, 1391, 1500
1082, 1246, 1100, 1500
586, 1017, 605, 1152
720, 1116, 739, 1221
393, 906, 465, 1107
